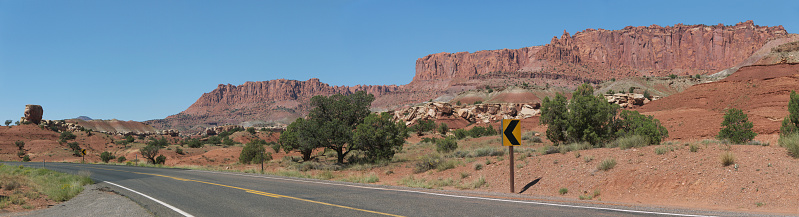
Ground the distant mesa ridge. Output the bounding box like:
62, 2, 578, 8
75, 116, 93, 121
146, 21, 790, 132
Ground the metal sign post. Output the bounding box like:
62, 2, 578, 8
502, 119, 521, 193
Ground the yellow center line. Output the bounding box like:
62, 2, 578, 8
82, 165, 403, 217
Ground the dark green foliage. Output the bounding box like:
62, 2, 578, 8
438, 123, 449, 135
610, 78, 615, 82
4, 120, 11, 126
206, 136, 222, 145
222, 137, 236, 147
240, 139, 270, 164
14, 121, 19, 125
175, 147, 184, 155
643, 90, 652, 100
718, 108, 756, 144
453, 129, 468, 139
606, 89, 615, 95
352, 112, 409, 162
780, 91, 799, 136
467, 126, 496, 138
474, 101, 482, 105
22, 155, 31, 162
614, 110, 669, 145
410, 119, 436, 136
308, 91, 375, 164
628, 86, 635, 94
59, 132, 76, 142
456, 101, 462, 106
117, 156, 126, 163
185, 138, 203, 148
100, 151, 115, 163
521, 82, 529, 88
146, 137, 169, 148
155, 155, 166, 165
140, 145, 160, 164
435, 137, 458, 153
540, 93, 569, 144
124, 135, 135, 143
67, 142, 81, 156
669, 74, 678, 79
246, 127, 257, 135
567, 84, 619, 146
278, 118, 320, 161
695, 74, 701, 79
421, 137, 439, 144
15, 141, 25, 150
619, 90, 625, 94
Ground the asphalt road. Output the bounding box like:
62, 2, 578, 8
0, 162, 771, 217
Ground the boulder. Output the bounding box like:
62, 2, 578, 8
22, 105, 43, 125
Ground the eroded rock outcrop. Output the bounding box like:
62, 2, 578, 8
21, 105, 43, 125
394, 102, 540, 125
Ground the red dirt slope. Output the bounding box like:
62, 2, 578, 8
637, 63, 799, 141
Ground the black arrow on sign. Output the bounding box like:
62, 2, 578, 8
504, 120, 520, 146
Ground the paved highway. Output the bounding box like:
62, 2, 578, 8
0, 162, 754, 217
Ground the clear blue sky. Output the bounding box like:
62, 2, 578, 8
1, 0, 797, 122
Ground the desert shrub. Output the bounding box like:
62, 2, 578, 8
781, 91, 799, 136
155, 155, 166, 165
67, 142, 81, 156
720, 152, 735, 166
435, 137, 458, 153
240, 139, 269, 164
410, 119, 436, 136
22, 155, 31, 162
420, 137, 439, 144
59, 132, 76, 142
222, 137, 236, 147
559, 188, 569, 195
246, 127, 257, 135
541, 84, 619, 146
717, 108, 756, 144
472, 147, 505, 157
628, 86, 635, 94
606, 89, 615, 95
449, 150, 471, 158
185, 138, 203, 148
414, 154, 441, 173
124, 135, 135, 143
597, 158, 616, 171
453, 129, 468, 139
468, 126, 497, 138
615, 110, 669, 146
654, 146, 667, 155
643, 90, 652, 100
206, 136, 222, 145
175, 147, 184, 155
610, 135, 648, 149
146, 137, 170, 148
117, 156, 126, 163
438, 123, 449, 135
436, 159, 460, 171
473, 163, 483, 170
669, 74, 678, 79
351, 112, 408, 162
100, 151, 115, 163
140, 145, 160, 164
4, 120, 11, 126
695, 74, 701, 79
778, 134, 799, 158
689, 144, 700, 152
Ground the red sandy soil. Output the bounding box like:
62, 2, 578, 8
3, 64, 799, 215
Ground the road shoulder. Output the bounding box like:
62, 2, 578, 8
0, 184, 153, 217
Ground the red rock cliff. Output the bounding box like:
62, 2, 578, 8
414, 21, 788, 82
183, 78, 398, 115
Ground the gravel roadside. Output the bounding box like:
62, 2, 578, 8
0, 184, 153, 217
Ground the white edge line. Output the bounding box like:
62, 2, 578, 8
103, 181, 194, 217
191, 170, 713, 217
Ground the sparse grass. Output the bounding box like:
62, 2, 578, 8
437, 159, 461, 172
597, 158, 617, 171
583, 155, 595, 163
755, 202, 765, 207
779, 134, 799, 158
339, 173, 379, 183
721, 152, 735, 167
472, 147, 505, 157
655, 146, 667, 155
559, 188, 568, 195
610, 135, 648, 149
0, 164, 93, 205
397, 175, 432, 189
689, 144, 700, 152
414, 153, 442, 173
473, 163, 483, 170
457, 176, 486, 189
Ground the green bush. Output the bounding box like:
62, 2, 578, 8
781, 91, 799, 136
175, 147, 184, 155
438, 123, 449, 135
628, 86, 635, 94
654, 147, 667, 155
615, 110, 668, 146
435, 137, 458, 153
59, 132, 76, 142
185, 138, 203, 148
669, 74, 678, 79
155, 155, 166, 165
410, 119, 436, 136
22, 155, 31, 162
559, 188, 569, 195
240, 139, 269, 164
541, 84, 619, 146
246, 127, 257, 135
610, 135, 648, 149
643, 90, 651, 100
414, 154, 442, 173
717, 108, 756, 144
597, 158, 616, 171
117, 156, 126, 163
453, 129, 468, 139
146, 137, 170, 148
100, 151, 115, 163
67, 142, 81, 156
472, 147, 504, 157
606, 89, 615, 95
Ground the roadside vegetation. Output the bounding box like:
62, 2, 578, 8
0, 164, 93, 210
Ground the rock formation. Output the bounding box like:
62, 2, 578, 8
20, 105, 43, 125
393, 102, 540, 125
